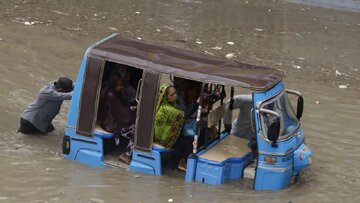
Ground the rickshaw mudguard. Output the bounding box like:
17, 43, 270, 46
64, 128, 106, 168
293, 143, 312, 175
254, 164, 293, 191
254, 139, 311, 191
129, 145, 175, 176
129, 150, 162, 175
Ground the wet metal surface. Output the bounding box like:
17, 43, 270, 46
0, 0, 360, 202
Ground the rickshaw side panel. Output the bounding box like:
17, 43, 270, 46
64, 49, 106, 167
129, 71, 163, 175
66, 33, 117, 129
192, 132, 252, 185
66, 50, 89, 128
76, 57, 104, 137
64, 127, 105, 168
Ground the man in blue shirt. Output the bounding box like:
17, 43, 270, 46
18, 77, 73, 134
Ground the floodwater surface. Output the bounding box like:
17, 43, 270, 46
0, 0, 360, 202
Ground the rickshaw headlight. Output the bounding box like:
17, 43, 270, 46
264, 156, 277, 164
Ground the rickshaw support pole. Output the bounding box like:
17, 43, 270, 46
185, 153, 198, 182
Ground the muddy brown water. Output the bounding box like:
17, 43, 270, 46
0, 0, 360, 202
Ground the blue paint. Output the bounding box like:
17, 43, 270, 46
129, 150, 161, 175
185, 155, 197, 183
64, 128, 104, 167
194, 133, 252, 185
66, 50, 89, 128
255, 166, 293, 191
64, 49, 106, 168
252, 81, 312, 191
93, 129, 114, 139
195, 154, 252, 185
293, 143, 313, 176
64, 34, 118, 168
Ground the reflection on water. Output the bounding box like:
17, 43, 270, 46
0, 0, 360, 202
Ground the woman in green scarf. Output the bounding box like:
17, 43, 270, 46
154, 83, 184, 149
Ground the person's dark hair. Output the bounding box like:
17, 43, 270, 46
54, 77, 73, 92
185, 80, 201, 91
109, 72, 122, 88
173, 77, 185, 91
165, 85, 175, 98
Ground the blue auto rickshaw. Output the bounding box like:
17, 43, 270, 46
63, 33, 312, 191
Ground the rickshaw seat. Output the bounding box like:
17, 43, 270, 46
198, 134, 251, 162
93, 125, 114, 139
195, 134, 252, 185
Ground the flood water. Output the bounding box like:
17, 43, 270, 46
1, 0, 360, 202
287, 0, 360, 12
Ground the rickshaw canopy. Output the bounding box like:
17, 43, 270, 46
90, 34, 285, 91
77, 33, 285, 152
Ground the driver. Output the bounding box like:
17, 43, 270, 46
223, 94, 256, 150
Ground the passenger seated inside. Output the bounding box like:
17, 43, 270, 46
100, 73, 136, 164
168, 79, 227, 171
223, 94, 257, 156
170, 79, 203, 171
98, 66, 135, 113
201, 83, 226, 141
117, 66, 137, 105
174, 78, 202, 120
153, 84, 184, 149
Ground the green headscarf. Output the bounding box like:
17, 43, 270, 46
156, 83, 172, 112
154, 83, 184, 148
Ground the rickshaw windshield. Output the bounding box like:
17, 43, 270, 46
260, 91, 299, 140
